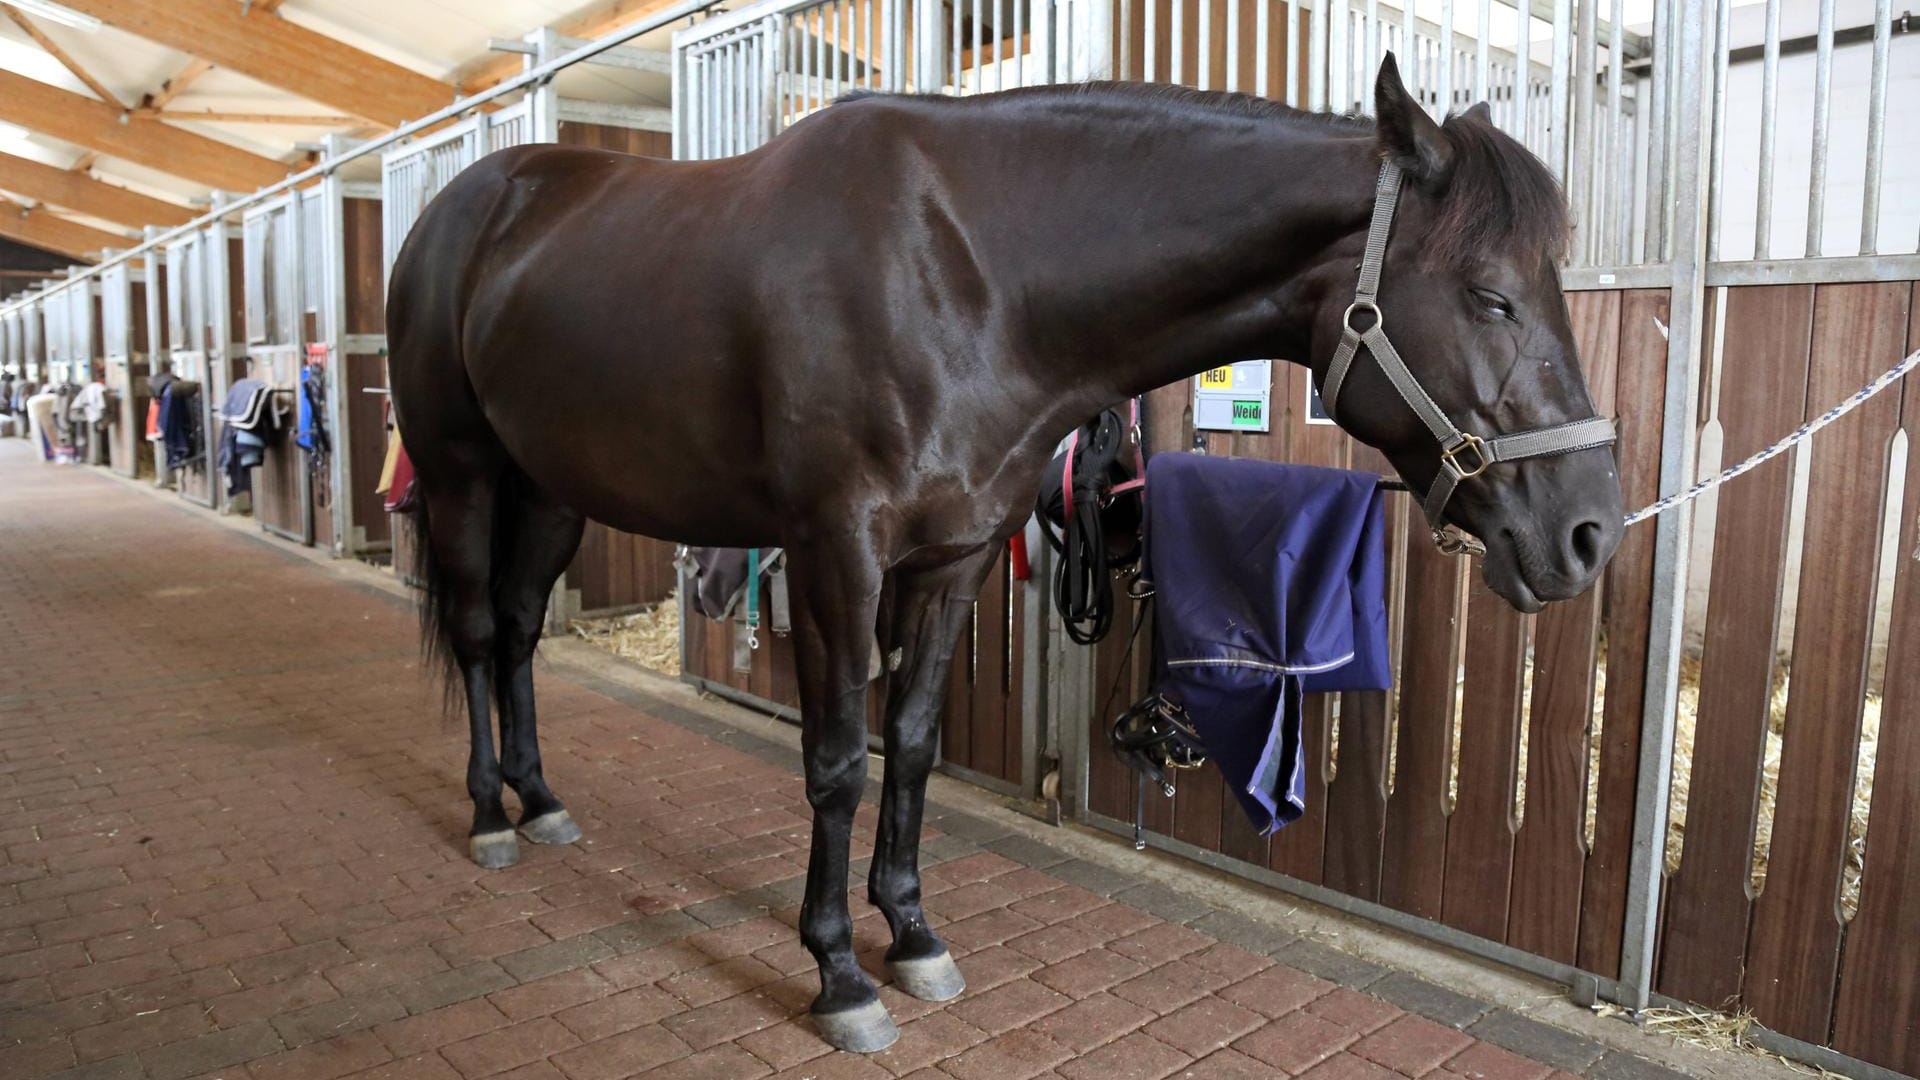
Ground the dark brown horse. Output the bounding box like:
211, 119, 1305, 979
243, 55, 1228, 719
386, 54, 1623, 1053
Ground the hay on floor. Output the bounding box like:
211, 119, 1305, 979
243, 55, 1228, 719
571, 594, 682, 677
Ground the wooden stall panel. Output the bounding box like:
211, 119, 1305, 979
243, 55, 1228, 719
1379, 537, 1464, 920
1577, 288, 1669, 978
1831, 284, 1920, 1077
1508, 288, 1618, 964
1743, 283, 1910, 1042
1440, 578, 1529, 942
1658, 284, 1813, 1009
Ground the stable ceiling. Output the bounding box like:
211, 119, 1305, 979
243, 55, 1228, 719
0, 0, 679, 267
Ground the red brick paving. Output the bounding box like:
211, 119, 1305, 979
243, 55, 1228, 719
0, 447, 1650, 1079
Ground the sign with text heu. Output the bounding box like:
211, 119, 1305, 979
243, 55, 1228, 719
1193, 359, 1273, 433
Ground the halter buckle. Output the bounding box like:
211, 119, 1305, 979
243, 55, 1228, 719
1440, 433, 1491, 480
1342, 299, 1382, 334
1431, 526, 1488, 558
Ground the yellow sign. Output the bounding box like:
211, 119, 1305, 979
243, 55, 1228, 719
1199, 366, 1234, 390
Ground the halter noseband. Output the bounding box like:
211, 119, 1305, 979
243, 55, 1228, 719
1319, 161, 1617, 554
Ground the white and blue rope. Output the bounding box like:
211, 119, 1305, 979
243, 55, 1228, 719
1624, 346, 1920, 527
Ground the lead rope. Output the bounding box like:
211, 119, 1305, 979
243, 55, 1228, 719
1624, 346, 1920, 527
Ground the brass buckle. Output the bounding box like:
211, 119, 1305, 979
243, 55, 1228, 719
1440, 433, 1490, 480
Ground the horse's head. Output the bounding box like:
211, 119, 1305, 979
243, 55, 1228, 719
1313, 54, 1624, 614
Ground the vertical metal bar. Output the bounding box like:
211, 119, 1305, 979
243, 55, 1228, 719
1328, 0, 1345, 111
816, 6, 827, 108
1286, 0, 1300, 105
1473, 0, 1487, 105
1227, 0, 1241, 91
1436, 0, 1452, 116
1254, 0, 1269, 96
1646, 0, 1669, 258
1616, 0, 1711, 1018
1705, 0, 1729, 262
1145, 0, 1157, 80
1514, 0, 1531, 149
953, 0, 963, 88
1572, 0, 1595, 262
1549, 0, 1569, 182
1861, 0, 1891, 255
1362, 0, 1377, 103
1805, 0, 1834, 258
1017, 0, 1028, 84
969, 0, 982, 91
1754, 0, 1780, 258
997, 0, 1008, 88
1308, 0, 1324, 109
1604, 0, 1622, 264
1173, 0, 1184, 84
1401, 0, 1416, 110
1200, 0, 1212, 88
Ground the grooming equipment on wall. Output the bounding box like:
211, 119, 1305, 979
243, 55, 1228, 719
1035, 399, 1146, 646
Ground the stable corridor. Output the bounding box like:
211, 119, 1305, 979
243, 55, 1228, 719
0, 443, 1685, 1080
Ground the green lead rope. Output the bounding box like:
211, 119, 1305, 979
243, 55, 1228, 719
744, 547, 761, 648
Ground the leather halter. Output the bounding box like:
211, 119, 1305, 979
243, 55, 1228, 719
1320, 161, 1617, 552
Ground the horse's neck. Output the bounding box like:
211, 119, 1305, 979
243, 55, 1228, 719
982, 107, 1379, 410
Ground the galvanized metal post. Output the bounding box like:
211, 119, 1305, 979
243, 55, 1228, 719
1614, 0, 1714, 1015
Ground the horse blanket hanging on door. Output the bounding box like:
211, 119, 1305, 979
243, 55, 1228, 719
1139, 453, 1391, 834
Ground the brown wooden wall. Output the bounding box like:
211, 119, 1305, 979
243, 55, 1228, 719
1084, 290, 1668, 976
683, 544, 1030, 787
1652, 281, 1920, 1073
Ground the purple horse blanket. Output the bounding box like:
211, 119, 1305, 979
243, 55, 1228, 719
1144, 454, 1391, 834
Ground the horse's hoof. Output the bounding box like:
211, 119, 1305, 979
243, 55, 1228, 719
888, 952, 966, 1002
519, 809, 582, 846
812, 999, 899, 1053
470, 830, 520, 869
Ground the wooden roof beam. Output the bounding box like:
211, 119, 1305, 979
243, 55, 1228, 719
141, 57, 213, 112
0, 196, 123, 262
0, 151, 195, 228
0, 69, 290, 191
56, 0, 455, 128
2, 5, 123, 107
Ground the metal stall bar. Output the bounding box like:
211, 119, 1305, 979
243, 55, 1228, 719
1616, 0, 1714, 1016
1173, 0, 1184, 84
1309, 0, 1325, 108
1227, 0, 1241, 91
1473, 0, 1487, 105
1571, 0, 1594, 262
1705, 0, 1729, 262
1513, 0, 1529, 152
1805, 0, 1834, 257
1436, 0, 1452, 115
1287, 0, 1301, 105
1860, 0, 1891, 255
1548, 0, 1569, 182
1255, 0, 1269, 98
1605, 0, 1624, 264
1201, 0, 1214, 89
1753, 0, 1780, 259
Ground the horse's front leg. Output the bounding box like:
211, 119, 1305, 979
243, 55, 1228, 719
788, 536, 896, 1052
869, 547, 997, 1002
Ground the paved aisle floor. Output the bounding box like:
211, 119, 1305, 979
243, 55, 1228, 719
0, 444, 1696, 1080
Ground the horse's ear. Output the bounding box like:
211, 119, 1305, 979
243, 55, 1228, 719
1461, 101, 1493, 123
1374, 52, 1454, 188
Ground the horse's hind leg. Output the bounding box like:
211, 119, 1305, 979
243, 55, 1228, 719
788, 536, 896, 1052
419, 465, 520, 869
869, 547, 996, 1002
491, 470, 587, 846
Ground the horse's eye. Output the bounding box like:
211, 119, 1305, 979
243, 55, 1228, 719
1470, 288, 1516, 321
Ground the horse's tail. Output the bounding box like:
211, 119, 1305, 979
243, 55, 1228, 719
407, 495, 461, 713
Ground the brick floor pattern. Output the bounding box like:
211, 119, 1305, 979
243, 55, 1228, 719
0, 447, 1683, 1080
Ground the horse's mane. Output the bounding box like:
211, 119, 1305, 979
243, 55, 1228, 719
838, 83, 1570, 269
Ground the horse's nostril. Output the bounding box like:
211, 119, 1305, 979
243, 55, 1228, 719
1569, 520, 1605, 575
